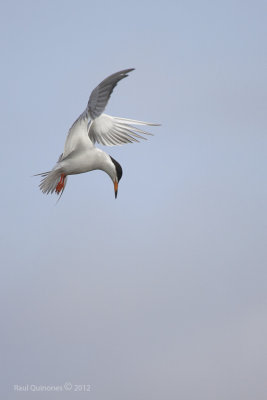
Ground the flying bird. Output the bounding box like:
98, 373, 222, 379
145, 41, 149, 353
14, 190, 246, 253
37, 68, 159, 199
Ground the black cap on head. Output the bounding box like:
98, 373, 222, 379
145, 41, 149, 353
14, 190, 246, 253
110, 156, 123, 182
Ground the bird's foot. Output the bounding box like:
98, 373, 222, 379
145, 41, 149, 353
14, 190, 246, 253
56, 174, 65, 194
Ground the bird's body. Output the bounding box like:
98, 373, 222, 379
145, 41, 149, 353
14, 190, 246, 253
37, 69, 159, 198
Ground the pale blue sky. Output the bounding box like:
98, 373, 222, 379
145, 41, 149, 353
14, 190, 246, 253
0, 0, 266, 399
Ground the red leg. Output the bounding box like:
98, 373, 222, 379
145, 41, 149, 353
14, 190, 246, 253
56, 174, 65, 194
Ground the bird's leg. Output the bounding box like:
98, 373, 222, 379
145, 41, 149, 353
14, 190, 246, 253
56, 174, 65, 194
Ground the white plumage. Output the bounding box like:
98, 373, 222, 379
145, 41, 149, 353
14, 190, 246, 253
37, 68, 159, 199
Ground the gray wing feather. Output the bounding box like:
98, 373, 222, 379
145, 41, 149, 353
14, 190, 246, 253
88, 114, 159, 146
87, 68, 135, 119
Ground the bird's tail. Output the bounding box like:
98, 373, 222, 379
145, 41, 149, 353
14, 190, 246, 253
36, 169, 68, 197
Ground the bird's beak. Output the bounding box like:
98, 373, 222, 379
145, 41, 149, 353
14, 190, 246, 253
114, 180, 118, 199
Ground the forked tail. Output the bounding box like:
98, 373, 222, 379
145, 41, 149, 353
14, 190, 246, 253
37, 170, 68, 197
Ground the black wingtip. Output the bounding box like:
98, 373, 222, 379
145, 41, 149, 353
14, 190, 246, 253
121, 68, 135, 75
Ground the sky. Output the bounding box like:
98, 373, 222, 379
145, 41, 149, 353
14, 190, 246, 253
0, 0, 266, 399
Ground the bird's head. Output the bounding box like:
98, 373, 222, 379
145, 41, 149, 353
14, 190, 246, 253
109, 156, 123, 198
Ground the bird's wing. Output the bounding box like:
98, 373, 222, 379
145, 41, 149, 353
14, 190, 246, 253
87, 68, 135, 119
62, 111, 92, 158
63, 68, 159, 155
88, 113, 159, 146
62, 69, 134, 157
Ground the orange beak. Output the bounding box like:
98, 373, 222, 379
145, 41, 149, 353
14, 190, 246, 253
114, 180, 118, 199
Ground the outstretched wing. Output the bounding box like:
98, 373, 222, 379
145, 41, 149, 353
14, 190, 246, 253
87, 68, 135, 119
63, 68, 159, 154
88, 114, 159, 146
62, 111, 90, 158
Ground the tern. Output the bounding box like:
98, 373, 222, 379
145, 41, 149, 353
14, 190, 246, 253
37, 68, 159, 199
